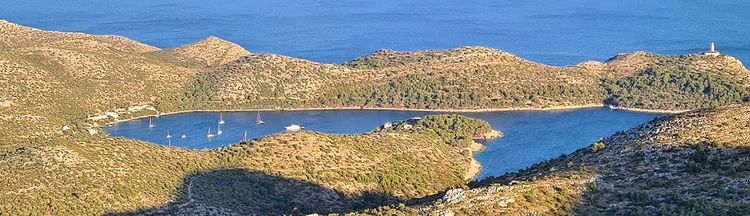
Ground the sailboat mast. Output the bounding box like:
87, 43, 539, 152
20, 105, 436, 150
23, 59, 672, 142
256, 111, 264, 125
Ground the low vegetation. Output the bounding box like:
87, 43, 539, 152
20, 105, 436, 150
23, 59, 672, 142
175, 47, 750, 113
603, 66, 750, 110
0, 113, 494, 214
2, 20, 750, 215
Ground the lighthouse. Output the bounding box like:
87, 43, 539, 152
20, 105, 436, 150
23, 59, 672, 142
704, 42, 720, 56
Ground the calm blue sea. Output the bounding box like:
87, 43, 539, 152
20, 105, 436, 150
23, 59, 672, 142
103, 109, 662, 178
1, 0, 748, 65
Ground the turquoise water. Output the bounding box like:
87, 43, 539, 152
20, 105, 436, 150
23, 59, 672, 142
1, 0, 748, 65
103, 109, 662, 178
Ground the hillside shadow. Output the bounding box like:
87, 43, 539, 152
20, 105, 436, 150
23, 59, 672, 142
106, 168, 399, 215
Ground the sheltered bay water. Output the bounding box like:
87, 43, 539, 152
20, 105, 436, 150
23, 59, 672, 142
104, 108, 662, 178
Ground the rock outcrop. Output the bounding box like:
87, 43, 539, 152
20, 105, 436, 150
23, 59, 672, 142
165, 36, 250, 66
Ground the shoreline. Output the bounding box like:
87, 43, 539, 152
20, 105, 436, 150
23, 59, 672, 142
103, 104, 687, 126
465, 140, 488, 181
606, 106, 690, 114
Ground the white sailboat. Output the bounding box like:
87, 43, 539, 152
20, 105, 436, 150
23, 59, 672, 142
217, 123, 223, 135
218, 113, 225, 125
256, 111, 264, 125
166, 131, 172, 146
181, 134, 187, 139
207, 128, 215, 138
243, 129, 248, 142
148, 116, 156, 128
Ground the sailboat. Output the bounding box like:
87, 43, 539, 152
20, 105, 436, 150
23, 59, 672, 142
180, 134, 187, 139
207, 128, 215, 138
242, 129, 248, 142
148, 116, 156, 128
166, 131, 172, 146
256, 111, 264, 125
218, 113, 225, 125
217, 123, 223, 135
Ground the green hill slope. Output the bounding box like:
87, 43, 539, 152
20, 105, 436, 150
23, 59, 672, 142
180, 47, 750, 112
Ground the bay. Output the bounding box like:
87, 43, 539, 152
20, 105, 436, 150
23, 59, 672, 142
103, 108, 662, 178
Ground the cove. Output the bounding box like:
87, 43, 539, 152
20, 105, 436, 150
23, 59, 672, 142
103, 108, 662, 178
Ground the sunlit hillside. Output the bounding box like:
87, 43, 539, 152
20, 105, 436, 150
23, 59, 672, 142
2, 20, 750, 215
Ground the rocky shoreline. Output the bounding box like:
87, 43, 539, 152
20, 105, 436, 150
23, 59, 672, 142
464, 142, 486, 181
465, 129, 503, 181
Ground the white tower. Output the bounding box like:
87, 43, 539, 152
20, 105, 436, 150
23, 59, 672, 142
705, 42, 720, 56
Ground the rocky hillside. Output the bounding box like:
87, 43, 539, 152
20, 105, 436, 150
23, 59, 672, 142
180, 54, 365, 108
182, 46, 606, 110
601, 52, 750, 110
3, 20, 748, 142
372, 105, 750, 215
164, 36, 250, 66
183, 46, 750, 111
0, 20, 203, 146
3, 20, 750, 215
0, 115, 498, 215
0, 20, 158, 54
0, 21, 250, 149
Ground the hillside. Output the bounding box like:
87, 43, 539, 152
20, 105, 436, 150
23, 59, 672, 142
3, 20, 748, 141
601, 52, 750, 110
2, 20, 750, 215
0, 114, 499, 215
181, 47, 605, 110
164, 36, 251, 66
371, 105, 750, 215
0, 20, 202, 148
0, 21, 249, 149
182, 46, 750, 112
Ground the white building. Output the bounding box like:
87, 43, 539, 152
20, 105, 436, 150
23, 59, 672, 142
704, 42, 720, 56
